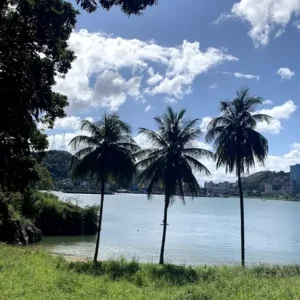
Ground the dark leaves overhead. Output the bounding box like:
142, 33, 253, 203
0, 0, 77, 191
76, 0, 157, 14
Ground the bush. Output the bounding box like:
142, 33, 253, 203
32, 192, 98, 236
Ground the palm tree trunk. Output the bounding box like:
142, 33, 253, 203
93, 178, 105, 263
159, 194, 169, 265
237, 168, 245, 267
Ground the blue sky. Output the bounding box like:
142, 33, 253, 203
48, 0, 300, 183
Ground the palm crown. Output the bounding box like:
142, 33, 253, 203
205, 88, 271, 175
136, 107, 214, 200
69, 114, 140, 183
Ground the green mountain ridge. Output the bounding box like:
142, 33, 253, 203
41, 150, 290, 193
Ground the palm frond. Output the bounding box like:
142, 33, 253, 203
69, 135, 99, 150
184, 155, 211, 175
183, 148, 214, 160
251, 113, 272, 124
80, 120, 102, 136
139, 128, 167, 148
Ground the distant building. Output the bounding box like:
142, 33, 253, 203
264, 184, 273, 193
204, 181, 214, 191
290, 164, 300, 194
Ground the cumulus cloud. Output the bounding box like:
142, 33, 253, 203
209, 83, 218, 89
147, 67, 163, 86
54, 29, 238, 112
93, 71, 142, 111
215, 0, 300, 46
276, 67, 295, 80
294, 20, 300, 30
200, 117, 213, 133
263, 99, 273, 105
144, 105, 152, 112
163, 97, 177, 104
255, 100, 297, 134
223, 71, 260, 80
234, 72, 260, 80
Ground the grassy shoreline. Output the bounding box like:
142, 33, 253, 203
1, 245, 300, 299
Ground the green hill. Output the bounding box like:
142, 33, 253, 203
41, 150, 75, 180
241, 171, 289, 192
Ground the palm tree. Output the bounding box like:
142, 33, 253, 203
69, 114, 140, 263
135, 107, 214, 264
205, 88, 272, 267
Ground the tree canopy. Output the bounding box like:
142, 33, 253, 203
76, 0, 157, 14
0, 0, 77, 191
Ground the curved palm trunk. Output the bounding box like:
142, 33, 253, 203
237, 168, 245, 267
159, 194, 169, 265
93, 178, 105, 263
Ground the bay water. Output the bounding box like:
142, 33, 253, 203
38, 192, 300, 266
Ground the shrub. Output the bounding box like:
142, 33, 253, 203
31, 192, 98, 236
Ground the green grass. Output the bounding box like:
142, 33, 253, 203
1, 245, 300, 299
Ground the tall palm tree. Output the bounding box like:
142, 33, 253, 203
69, 114, 140, 263
135, 107, 214, 264
205, 88, 272, 267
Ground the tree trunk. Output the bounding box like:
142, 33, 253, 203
159, 195, 169, 265
93, 178, 105, 263
237, 168, 245, 267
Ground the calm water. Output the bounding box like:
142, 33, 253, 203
38, 192, 300, 266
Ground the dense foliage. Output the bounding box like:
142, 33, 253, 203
76, 0, 157, 14
0, 0, 77, 191
39, 151, 75, 180
0, 191, 98, 243
32, 192, 98, 236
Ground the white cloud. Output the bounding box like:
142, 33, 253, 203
54, 116, 82, 130
234, 72, 260, 81
263, 99, 273, 105
256, 100, 297, 134
54, 29, 238, 112
209, 83, 218, 89
212, 12, 234, 26
147, 67, 163, 85
93, 71, 142, 111
274, 28, 286, 38
276, 67, 295, 80
48, 130, 90, 152
144, 105, 152, 112
223, 71, 260, 80
216, 0, 300, 46
294, 20, 300, 29
200, 117, 213, 133
163, 97, 177, 104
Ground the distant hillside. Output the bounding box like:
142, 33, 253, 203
40, 151, 290, 193
41, 150, 75, 180
241, 171, 289, 192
